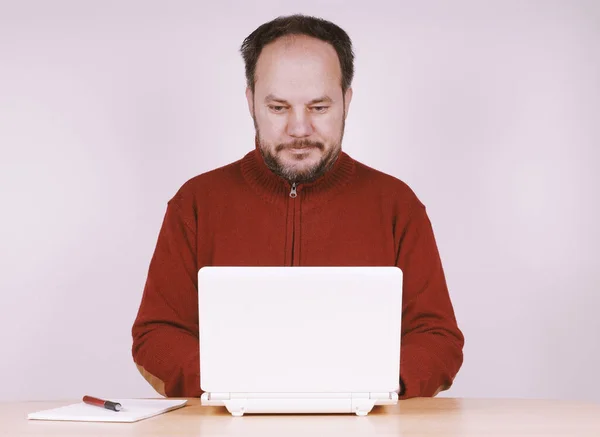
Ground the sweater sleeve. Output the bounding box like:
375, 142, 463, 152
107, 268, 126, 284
131, 198, 202, 397
396, 200, 464, 399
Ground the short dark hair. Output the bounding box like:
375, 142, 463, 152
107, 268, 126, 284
240, 14, 355, 93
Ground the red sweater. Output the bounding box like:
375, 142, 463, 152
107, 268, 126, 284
131, 147, 464, 399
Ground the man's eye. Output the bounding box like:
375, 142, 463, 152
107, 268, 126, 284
270, 105, 286, 112
312, 106, 328, 113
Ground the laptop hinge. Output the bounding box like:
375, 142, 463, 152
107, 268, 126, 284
206, 392, 231, 401
205, 392, 397, 400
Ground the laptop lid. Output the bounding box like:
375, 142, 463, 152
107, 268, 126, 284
198, 266, 403, 395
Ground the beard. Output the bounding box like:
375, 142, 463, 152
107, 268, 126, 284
258, 138, 341, 184
254, 116, 345, 184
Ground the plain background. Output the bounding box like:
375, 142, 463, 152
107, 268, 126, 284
1, 0, 599, 403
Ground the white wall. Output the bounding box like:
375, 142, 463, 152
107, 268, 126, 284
1, 0, 598, 402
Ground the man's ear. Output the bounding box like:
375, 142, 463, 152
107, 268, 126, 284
245, 87, 254, 117
343, 87, 353, 119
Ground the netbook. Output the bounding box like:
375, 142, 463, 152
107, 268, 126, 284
197, 266, 403, 416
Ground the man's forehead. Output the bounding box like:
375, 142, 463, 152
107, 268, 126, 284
262, 34, 336, 57
255, 36, 341, 79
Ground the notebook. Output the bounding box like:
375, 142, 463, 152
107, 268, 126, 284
27, 398, 187, 423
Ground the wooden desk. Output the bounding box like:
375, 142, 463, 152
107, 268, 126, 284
3, 397, 600, 436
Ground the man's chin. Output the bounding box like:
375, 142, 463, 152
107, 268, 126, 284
280, 163, 314, 176
281, 154, 319, 166
259, 144, 340, 183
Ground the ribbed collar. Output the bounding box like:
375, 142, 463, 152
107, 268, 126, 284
240, 140, 356, 205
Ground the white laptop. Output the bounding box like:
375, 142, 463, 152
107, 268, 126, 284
197, 266, 403, 416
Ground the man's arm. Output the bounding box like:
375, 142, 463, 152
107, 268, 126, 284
396, 199, 464, 399
131, 198, 201, 397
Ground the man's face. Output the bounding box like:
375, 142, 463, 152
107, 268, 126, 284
246, 35, 352, 184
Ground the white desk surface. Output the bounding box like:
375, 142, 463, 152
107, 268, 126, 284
3, 397, 600, 436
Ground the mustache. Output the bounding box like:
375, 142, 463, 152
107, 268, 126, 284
275, 140, 325, 152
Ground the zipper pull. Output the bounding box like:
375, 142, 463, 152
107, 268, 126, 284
289, 182, 297, 198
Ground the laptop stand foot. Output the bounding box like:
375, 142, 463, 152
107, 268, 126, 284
224, 401, 246, 417
352, 400, 375, 416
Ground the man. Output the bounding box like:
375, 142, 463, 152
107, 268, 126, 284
131, 14, 464, 399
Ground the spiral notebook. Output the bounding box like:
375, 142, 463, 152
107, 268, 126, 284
27, 398, 188, 423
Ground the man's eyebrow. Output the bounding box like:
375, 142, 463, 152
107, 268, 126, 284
264, 94, 288, 103
264, 94, 334, 105
308, 96, 333, 105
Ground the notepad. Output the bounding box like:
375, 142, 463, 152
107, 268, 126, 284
27, 398, 188, 423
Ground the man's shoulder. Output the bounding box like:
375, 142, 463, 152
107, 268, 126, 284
184, 157, 243, 188
168, 156, 245, 205
350, 155, 424, 209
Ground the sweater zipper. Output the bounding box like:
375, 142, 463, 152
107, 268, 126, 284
286, 182, 299, 265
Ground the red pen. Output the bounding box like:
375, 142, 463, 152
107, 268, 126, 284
82, 395, 122, 412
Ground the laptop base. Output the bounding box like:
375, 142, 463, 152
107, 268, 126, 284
200, 392, 398, 416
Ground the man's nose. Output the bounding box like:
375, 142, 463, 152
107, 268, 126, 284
286, 109, 314, 138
